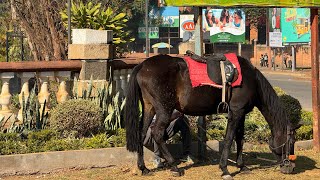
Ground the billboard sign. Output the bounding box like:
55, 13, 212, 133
163, 0, 320, 7
281, 8, 311, 45
269, 8, 283, 47
180, 14, 195, 41
160, 7, 179, 27
203, 8, 245, 43
138, 27, 159, 39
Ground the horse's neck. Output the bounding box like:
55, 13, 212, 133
259, 106, 287, 135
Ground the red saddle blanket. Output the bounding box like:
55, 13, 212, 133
183, 53, 242, 88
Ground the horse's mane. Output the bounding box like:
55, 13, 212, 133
255, 69, 289, 132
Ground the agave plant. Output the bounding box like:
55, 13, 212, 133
71, 67, 126, 132
8, 84, 49, 134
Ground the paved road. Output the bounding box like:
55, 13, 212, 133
262, 71, 312, 111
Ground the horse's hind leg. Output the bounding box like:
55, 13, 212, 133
138, 101, 155, 175
151, 112, 184, 176
235, 116, 250, 172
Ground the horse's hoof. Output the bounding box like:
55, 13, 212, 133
222, 175, 233, 180
141, 168, 151, 176
171, 168, 185, 177
240, 166, 251, 174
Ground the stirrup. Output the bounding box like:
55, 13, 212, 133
217, 101, 229, 114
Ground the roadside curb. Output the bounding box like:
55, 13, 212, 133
0, 140, 313, 177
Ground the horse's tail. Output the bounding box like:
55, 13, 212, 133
125, 63, 143, 154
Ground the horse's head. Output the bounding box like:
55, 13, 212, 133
268, 123, 301, 174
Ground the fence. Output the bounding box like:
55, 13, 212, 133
0, 68, 134, 128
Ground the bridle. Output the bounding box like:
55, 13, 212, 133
268, 125, 296, 174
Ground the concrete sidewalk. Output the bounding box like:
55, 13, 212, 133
258, 67, 312, 80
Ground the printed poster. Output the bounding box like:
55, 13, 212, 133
269, 8, 283, 47
281, 8, 311, 45
202, 8, 245, 43
180, 14, 195, 42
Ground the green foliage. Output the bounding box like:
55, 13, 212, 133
4, 85, 49, 134
204, 87, 311, 143
49, 99, 103, 138
10, 94, 20, 114
296, 125, 313, 141
60, 1, 134, 57
301, 110, 313, 125
26, 129, 59, 152
244, 8, 267, 27
0, 1, 11, 62
0, 129, 126, 155
72, 75, 126, 133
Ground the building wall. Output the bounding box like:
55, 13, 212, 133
251, 45, 311, 68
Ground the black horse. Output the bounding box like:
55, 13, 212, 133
125, 54, 300, 179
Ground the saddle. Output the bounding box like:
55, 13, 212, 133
185, 50, 238, 85
185, 50, 239, 113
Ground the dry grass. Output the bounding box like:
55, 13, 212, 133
3, 149, 320, 180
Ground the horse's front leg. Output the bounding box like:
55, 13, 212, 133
151, 114, 184, 176
219, 110, 243, 180
235, 116, 250, 173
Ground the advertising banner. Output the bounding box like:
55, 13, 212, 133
160, 7, 180, 27
163, 0, 320, 7
138, 27, 159, 39
269, 8, 283, 47
281, 8, 311, 45
180, 14, 195, 42
202, 8, 245, 43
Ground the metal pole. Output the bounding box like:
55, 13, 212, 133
168, 27, 171, 54
291, 45, 295, 72
67, 0, 71, 45
145, 0, 149, 57
195, 7, 203, 56
311, 8, 320, 151
273, 48, 275, 71
266, 8, 272, 69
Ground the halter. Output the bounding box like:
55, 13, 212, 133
268, 125, 295, 174
268, 125, 292, 157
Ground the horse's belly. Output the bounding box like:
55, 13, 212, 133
178, 85, 221, 116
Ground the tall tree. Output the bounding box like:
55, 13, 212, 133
0, 0, 11, 62
11, 0, 67, 61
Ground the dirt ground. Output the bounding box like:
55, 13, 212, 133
2, 149, 319, 180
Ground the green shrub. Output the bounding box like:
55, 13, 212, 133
83, 133, 112, 149
49, 99, 103, 138
107, 128, 126, 147
26, 130, 59, 152
296, 125, 313, 141
301, 110, 313, 125
207, 128, 225, 141
43, 138, 83, 152
0, 140, 27, 155
0, 132, 21, 141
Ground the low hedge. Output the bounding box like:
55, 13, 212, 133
204, 86, 312, 143
0, 129, 126, 155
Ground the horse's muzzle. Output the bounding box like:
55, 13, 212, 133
280, 155, 296, 174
